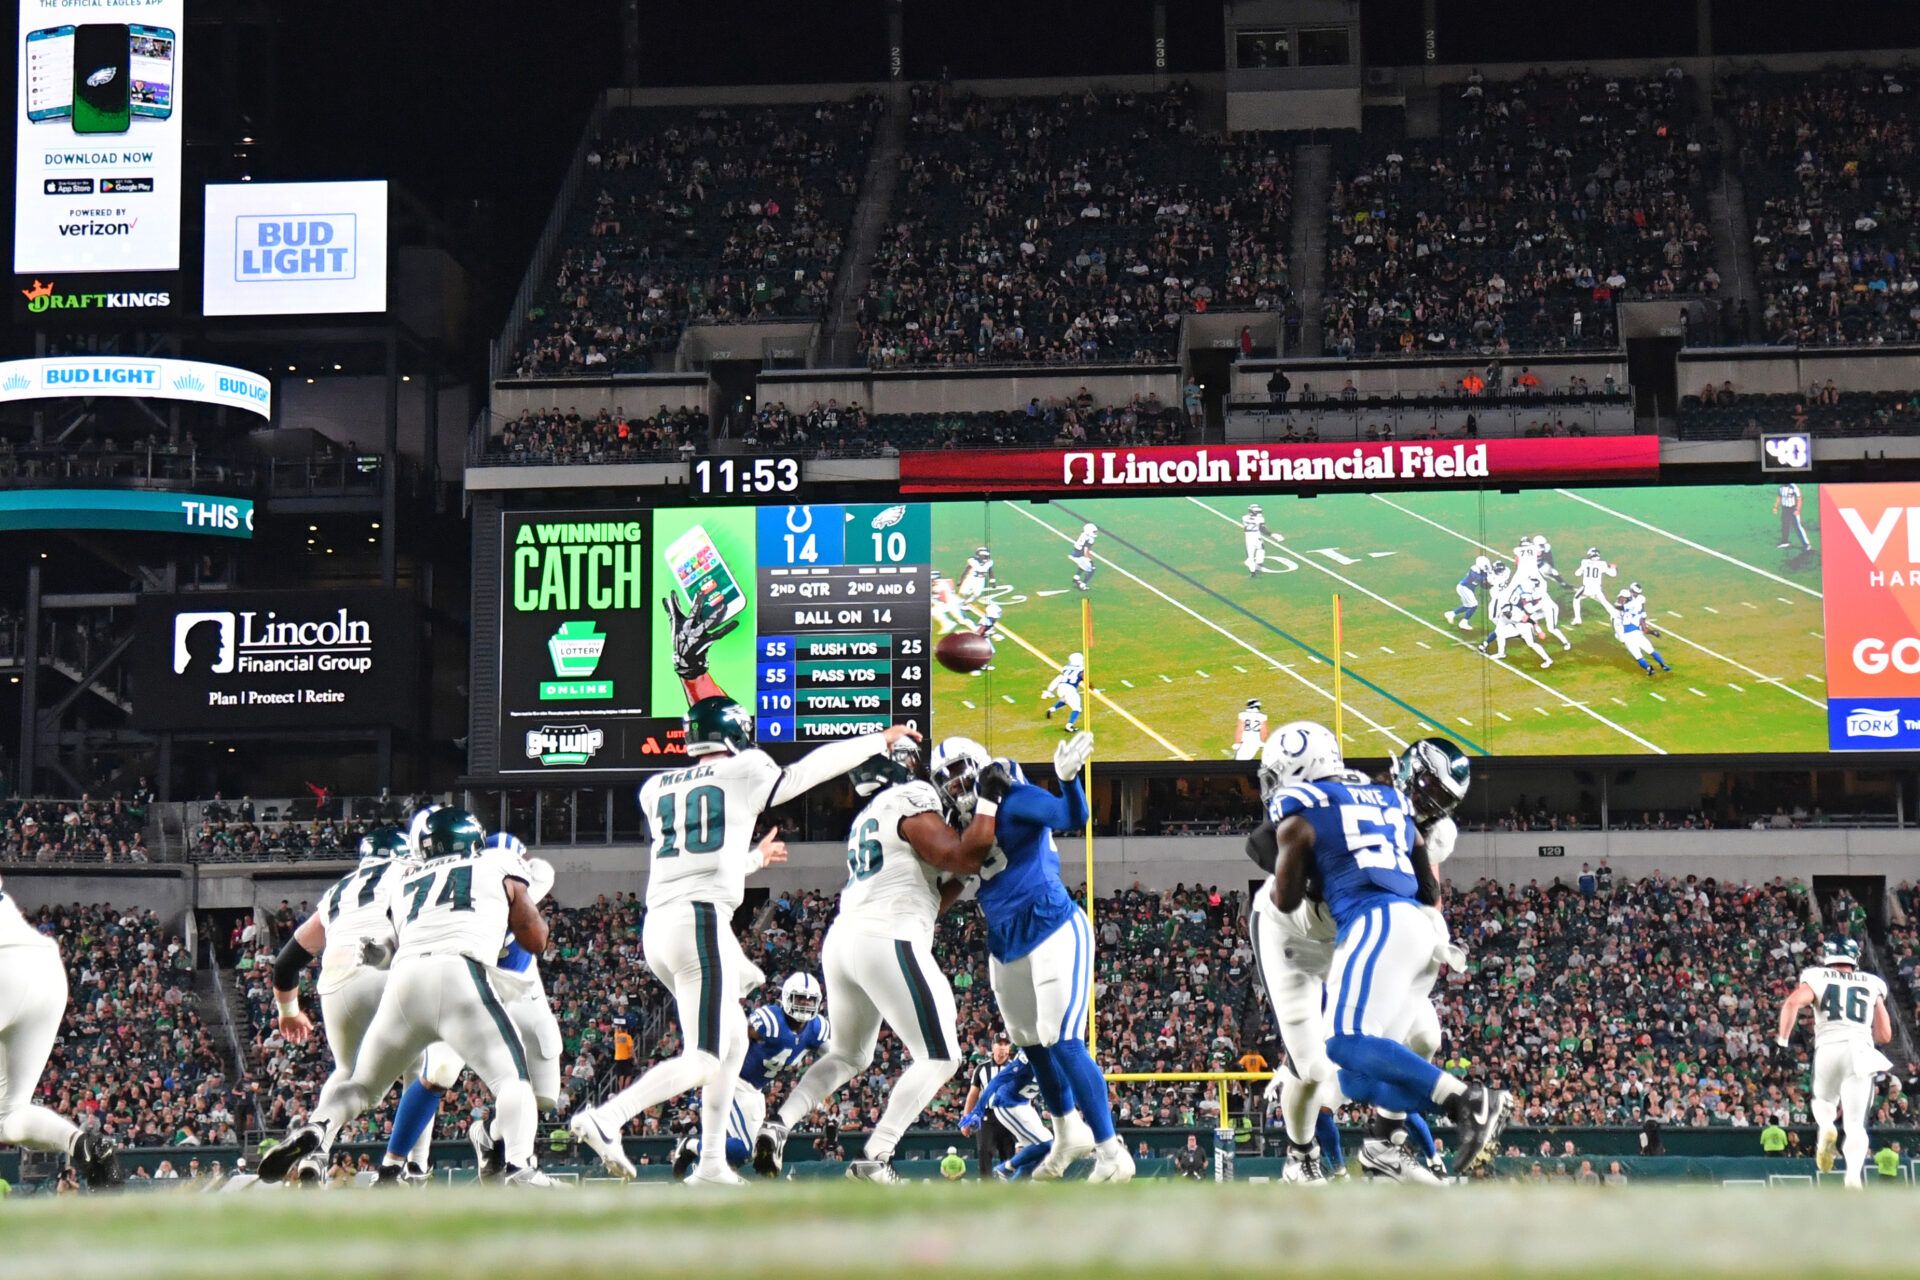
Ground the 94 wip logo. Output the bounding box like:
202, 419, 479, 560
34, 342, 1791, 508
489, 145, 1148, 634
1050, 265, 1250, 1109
526, 724, 604, 766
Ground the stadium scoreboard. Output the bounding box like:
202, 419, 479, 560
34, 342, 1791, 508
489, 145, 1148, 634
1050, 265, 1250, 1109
753, 503, 932, 746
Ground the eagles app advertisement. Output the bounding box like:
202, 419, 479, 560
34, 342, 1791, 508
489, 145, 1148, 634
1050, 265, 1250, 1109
131, 590, 418, 731
498, 510, 661, 773
14, 0, 185, 314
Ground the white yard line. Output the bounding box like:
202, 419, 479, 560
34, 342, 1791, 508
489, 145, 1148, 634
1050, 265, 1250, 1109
1552, 488, 1822, 599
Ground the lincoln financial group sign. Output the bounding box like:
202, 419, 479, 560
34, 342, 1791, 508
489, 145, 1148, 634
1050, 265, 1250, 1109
132, 590, 418, 731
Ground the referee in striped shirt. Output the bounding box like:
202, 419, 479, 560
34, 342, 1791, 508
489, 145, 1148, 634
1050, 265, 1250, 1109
963, 1036, 1018, 1170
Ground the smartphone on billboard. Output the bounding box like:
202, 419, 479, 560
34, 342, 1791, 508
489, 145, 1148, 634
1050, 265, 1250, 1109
72, 23, 131, 135
664, 525, 748, 626
26, 26, 75, 122
129, 25, 177, 120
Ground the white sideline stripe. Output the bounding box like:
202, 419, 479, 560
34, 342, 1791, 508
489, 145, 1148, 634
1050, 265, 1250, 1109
1233, 664, 1248, 672
961, 700, 976, 709
1001, 695, 1017, 705
1005, 502, 1404, 751
1495, 711, 1512, 722
1456, 717, 1473, 727
1689, 688, 1708, 698
1120, 679, 1135, 688
1379, 646, 1395, 654
1728, 683, 1744, 692
1552, 488, 1823, 598
1369, 492, 1824, 712
990, 619, 1189, 759
1196, 669, 1212, 678
1416, 640, 1432, 649
1650, 692, 1667, 702
1159, 674, 1174, 683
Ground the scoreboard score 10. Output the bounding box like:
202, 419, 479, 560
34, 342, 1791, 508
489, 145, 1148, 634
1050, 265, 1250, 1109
753, 503, 933, 747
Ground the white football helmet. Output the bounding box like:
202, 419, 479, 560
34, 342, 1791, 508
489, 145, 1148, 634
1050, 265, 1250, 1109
1531, 535, 1549, 552
1258, 721, 1345, 802
1068, 652, 1085, 667
930, 736, 992, 818
1248, 503, 1263, 515
482, 831, 528, 859
1472, 555, 1491, 573
1081, 523, 1097, 537
985, 602, 1003, 620
780, 972, 824, 1021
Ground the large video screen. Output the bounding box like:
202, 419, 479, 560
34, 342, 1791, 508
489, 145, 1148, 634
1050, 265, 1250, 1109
494, 503, 930, 774
13, 0, 184, 276
483, 482, 1912, 775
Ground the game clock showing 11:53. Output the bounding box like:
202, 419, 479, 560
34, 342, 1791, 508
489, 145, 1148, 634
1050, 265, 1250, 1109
754, 503, 932, 748
691, 455, 803, 499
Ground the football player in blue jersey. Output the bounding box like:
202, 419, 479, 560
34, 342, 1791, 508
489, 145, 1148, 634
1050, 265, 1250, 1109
929, 730, 1133, 1182
959, 1046, 1062, 1180
1442, 555, 1493, 630
1256, 722, 1511, 1173
674, 973, 828, 1176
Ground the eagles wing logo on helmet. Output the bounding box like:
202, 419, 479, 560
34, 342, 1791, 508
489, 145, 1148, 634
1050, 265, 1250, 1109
1393, 737, 1471, 826
683, 696, 754, 755
420, 808, 485, 861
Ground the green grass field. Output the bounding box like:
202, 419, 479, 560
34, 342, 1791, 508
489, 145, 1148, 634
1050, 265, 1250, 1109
9, 1182, 1920, 1279
932, 485, 1828, 762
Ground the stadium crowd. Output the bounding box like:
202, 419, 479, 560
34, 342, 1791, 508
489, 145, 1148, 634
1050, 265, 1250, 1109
225, 866, 1918, 1151
514, 99, 880, 376
859, 84, 1292, 367
0, 797, 150, 865
23, 900, 246, 1149
1730, 65, 1920, 346
482, 405, 711, 465
1325, 70, 1716, 357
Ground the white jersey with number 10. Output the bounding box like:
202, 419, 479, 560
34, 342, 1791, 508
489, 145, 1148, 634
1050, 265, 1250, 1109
639, 750, 784, 914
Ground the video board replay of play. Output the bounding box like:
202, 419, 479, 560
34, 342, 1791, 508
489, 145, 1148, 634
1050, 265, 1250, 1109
483, 483, 1919, 775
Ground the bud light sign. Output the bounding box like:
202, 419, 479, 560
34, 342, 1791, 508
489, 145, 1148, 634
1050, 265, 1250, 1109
202, 181, 388, 316
235, 216, 355, 280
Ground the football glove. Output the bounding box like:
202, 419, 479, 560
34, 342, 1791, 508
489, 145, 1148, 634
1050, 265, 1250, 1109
975, 761, 1015, 807
959, 1107, 985, 1136
1054, 730, 1094, 784
358, 937, 396, 971
665, 593, 740, 680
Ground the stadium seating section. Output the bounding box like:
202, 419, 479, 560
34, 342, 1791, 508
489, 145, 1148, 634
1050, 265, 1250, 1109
859, 85, 1293, 367
1728, 65, 1920, 346
1325, 71, 1717, 358
1, 798, 151, 865
514, 99, 881, 377
1675, 388, 1920, 439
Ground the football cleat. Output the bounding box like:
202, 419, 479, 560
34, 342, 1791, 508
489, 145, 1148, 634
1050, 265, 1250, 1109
568, 1111, 636, 1181
1088, 1139, 1135, 1184
1281, 1143, 1328, 1185
846, 1157, 901, 1185
257, 1124, 324, 1184
503, 1164, 558, 1188
72, 1131, 123, 1190
1444, 1084, 1512, 1173
374, 1162, 406, 1188
1358, 1136, 1444, 1185
469, 1120, 505, 1182
752, 1121, 789, 1178
293, 1155, 327, 1187
671, 1134, 699, 1180
1816, 1127, 1839, 1173
1034, 1112, 1096, 1180
686, 1165, 748, 1187
402, 1160, 430, 1187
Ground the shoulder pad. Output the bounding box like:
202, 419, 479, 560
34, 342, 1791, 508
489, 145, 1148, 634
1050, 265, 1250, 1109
1272, 783, 1330, 818
888, 780, 943, 817
810, 1014, 831, 1044
749, 1005, 780, 1037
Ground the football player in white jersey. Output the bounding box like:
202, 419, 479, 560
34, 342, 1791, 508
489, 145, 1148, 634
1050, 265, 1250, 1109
1241, 504, 1270, 575
756, 740, 998, 1182
259, 809, 552, 1186
1044, 652, 1086, 732
388, 831, 565, 1184
932, 575, 969, 636
1483, 596, 1554, 668
1234, 698, 1269, 760
1776, 936, 1893, 1188
960, 547, 995, 602
268, 825, 416, 1182
569, 695, 920, 1186
1570, 547, 1618, 625
1070, 523, 1099, 592
0, 878, 121, 1187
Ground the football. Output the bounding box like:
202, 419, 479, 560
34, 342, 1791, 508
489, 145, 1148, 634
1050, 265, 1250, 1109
935, 630, 995, 673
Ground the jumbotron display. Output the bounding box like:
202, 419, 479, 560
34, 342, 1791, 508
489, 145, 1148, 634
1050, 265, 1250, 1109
486, 481, 1918, 772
